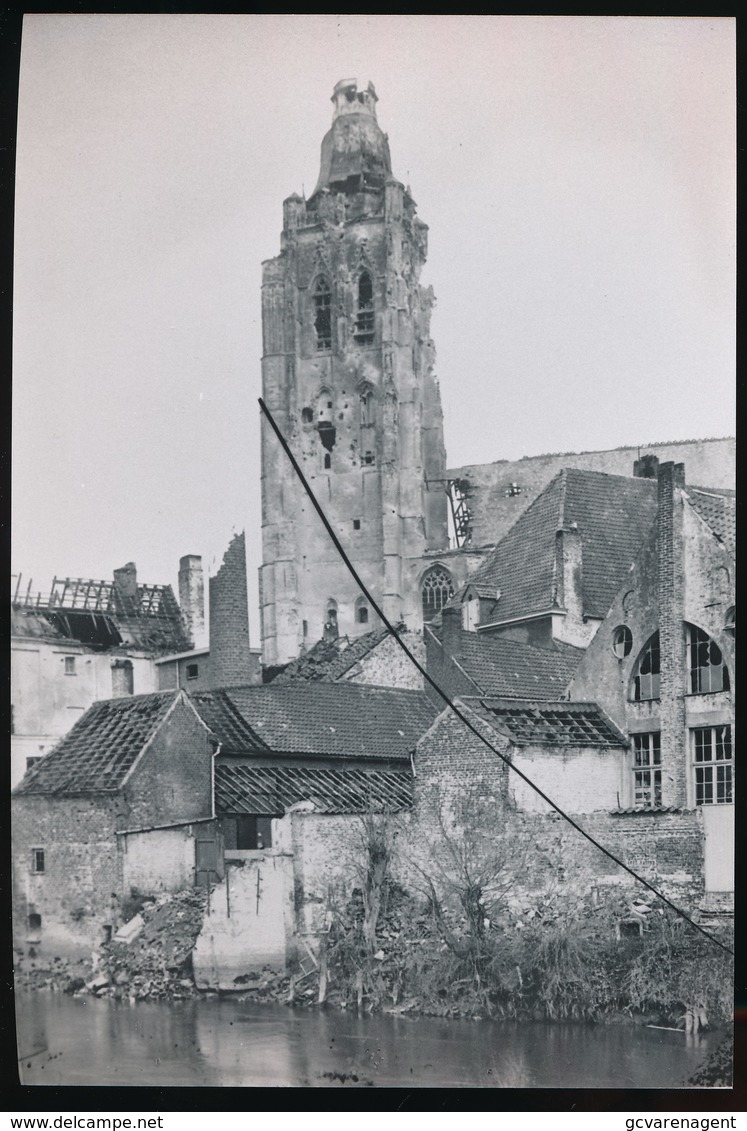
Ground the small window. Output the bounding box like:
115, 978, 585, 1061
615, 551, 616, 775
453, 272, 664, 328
363, 451, 375, 466
630, 633, 660, 701
313, 277, 332, 351
28, 913, 42, 932
354, 271, 375, 344
356, 598, 369, 625
360, 389, 374, 427
353, 519, 361, 530
724, 606, 735, 635
686, 624, 729, 694
692, 725, 733, 805
186, 663, 199, 680
611, 625, 633, 659
26, 756, 42, 772
632, 733, 662, 808
301, 407, 314, 424
30, 849, 45, 874
64, 656, 76, 676
324, 453, 331, 470
506, 482, 522, 498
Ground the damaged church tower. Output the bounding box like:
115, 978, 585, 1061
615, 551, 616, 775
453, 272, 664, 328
260, 80, 449, 666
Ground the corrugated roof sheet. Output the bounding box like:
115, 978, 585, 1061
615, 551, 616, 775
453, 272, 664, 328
440, 631, 583, 699
14, 691, 181, 795
686, 488, 736, 556
466, 698, 627, 748
191, 683, 437, 759
465, 469, 658, 622
215, 762, 412, 815
273, 626, 393, 684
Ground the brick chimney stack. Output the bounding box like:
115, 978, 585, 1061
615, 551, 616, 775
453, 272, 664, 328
657, 461, 687, 807
209, 532, 253, 688
113, 562, 138, 614
178, 555, 205, 648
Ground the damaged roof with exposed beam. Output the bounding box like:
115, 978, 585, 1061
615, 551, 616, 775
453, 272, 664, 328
465, 698, 628, 748
215, 762, 412, 815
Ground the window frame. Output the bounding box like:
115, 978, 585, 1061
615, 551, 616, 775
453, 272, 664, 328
686, 624, 730, 695
629, 632, 660, 702
421, 566, 455, 624
353, 270, 375, 345
64, 656, 77, 676
312, 276, 332, 352
30, 848, 45, 874
691, 724, 733, 806
632, 732, 662, 809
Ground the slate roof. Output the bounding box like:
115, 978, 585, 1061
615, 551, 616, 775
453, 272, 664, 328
14, 691, 182, 796
686, 488, 736, 556
464, 469, 658, 623
465, 698, 627, 748
430, 627, 583, 699
272, 626, 394, 683
215, 762, 412, 815
190, 683, 437, 759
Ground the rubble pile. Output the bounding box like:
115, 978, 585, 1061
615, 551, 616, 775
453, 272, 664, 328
97, 887, 208, 1000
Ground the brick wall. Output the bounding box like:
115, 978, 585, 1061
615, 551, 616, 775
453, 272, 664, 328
657, 463, 688, 807
209, 532, 254, 688
12, 795, 124, 957
124, 696, 213, 829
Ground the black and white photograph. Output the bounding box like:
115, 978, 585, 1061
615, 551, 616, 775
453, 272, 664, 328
10, 14, 735, 1091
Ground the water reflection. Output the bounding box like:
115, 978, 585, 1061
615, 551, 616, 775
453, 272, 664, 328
16, 993, 718, 1089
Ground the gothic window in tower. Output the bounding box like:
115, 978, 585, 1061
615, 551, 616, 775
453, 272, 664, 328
421, 566, 455, 624
313, 277, 332, 351
360, 387, 375, 427
355, 597, 369, 625
354, 271, 375, 345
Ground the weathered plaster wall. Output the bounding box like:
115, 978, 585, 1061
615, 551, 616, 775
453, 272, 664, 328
120, 827, 197, 896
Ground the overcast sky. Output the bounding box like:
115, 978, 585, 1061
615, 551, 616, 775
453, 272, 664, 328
12, 15, 735, 640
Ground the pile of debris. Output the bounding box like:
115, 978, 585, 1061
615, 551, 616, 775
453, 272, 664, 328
95, 887, 208, 1000
14, 953, 91, 995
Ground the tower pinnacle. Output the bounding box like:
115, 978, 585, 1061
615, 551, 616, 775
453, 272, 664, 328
311, 79, 392, 200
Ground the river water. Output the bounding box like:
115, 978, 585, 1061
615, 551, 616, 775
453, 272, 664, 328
16, 993, 719, 1089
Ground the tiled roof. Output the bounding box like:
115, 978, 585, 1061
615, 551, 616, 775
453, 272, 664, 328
190, 683, 437, 759
215, 762, 412, 815
272, 626, 393, 683
14, 691, 181, 795
465, 469, 658, 622
437, 630, 583, 699
466, 698, 627, 748
686, 488, 736, 556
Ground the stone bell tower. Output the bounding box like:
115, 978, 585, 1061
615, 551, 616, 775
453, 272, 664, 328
260, 79, 448, 667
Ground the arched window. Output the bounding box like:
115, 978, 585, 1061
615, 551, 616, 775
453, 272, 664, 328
686, 624, 730, 694
630, 632, 660, 701
421, 566, 455, 624
354, 271, 374, 344
323, 600, 338, 641
313, 277, 332, 351
355, 598, 369, 625
359, 386, 375, 427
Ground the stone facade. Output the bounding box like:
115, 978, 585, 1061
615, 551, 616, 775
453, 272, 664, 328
260, 80, 449, 666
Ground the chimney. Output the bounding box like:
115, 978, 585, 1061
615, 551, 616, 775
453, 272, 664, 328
657, 461, 687, 807
554, 525, 583, 624
113, 562, 138, 612
439, 604, 463, 657
634, 453, 660, 480
209, 532, 254, 688
178, 555, 205, 648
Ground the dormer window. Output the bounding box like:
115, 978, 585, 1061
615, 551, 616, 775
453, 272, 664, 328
313, 277, 332, 351
354, 271, 374, 344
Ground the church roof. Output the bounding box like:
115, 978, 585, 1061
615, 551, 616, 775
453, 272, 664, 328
464, 469, 658, 623
190, 682, 437, 760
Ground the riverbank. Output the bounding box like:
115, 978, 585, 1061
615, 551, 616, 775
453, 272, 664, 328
15, 884, 733, 1036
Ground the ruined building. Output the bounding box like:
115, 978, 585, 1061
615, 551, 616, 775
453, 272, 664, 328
260, 79, 450, 667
